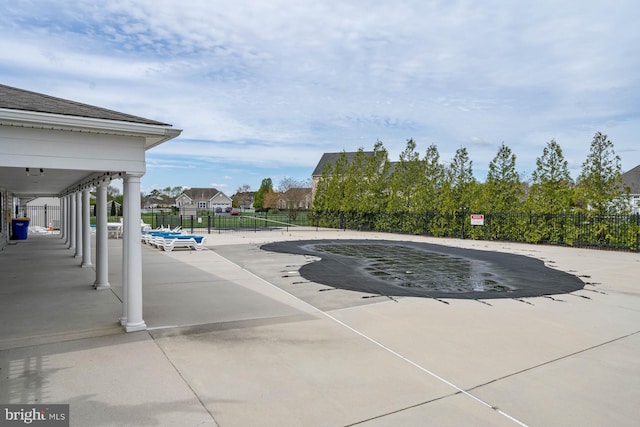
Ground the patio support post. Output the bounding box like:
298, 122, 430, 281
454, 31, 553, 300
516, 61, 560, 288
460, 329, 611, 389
68, 193, 76, 251
60, 195, 66, 241
120, 183, 128, 325
67, 194, 73, 246
74, 191, 82, 258
123, 173, 146, 332
94, 181, 110, 289
81, 188, 92, 268
64, 194, 71, 245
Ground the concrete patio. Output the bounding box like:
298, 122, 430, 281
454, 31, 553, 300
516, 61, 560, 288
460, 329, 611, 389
1, 229, 639, 426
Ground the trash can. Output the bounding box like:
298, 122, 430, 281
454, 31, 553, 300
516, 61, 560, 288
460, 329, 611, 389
11, 218, 30, 240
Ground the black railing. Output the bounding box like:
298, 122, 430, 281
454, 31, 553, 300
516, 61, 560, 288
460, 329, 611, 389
310, 210, 640, 252
20, 205, 640, 252
152, 211, 313, 234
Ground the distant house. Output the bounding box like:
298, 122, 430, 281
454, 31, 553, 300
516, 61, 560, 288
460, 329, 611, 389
276, 188, 313, 210
175, 188, 232, 215
232, 191, 255, 211
142, 194, 174, 210
312, 151, 374, 184
311, 151, 398, 203
311, 152, 375, 201
622, 165, 640, 214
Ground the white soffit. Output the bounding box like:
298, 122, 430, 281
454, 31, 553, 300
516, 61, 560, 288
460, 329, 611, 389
0, 108, 182, 149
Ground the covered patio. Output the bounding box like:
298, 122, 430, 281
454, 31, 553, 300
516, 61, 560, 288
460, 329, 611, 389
0, 84, 181, 332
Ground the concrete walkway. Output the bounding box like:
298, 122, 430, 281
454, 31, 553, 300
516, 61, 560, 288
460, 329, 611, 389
1, 229, 639, 426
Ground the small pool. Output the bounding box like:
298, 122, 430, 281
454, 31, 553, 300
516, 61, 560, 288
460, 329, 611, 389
261, 240, 585, 299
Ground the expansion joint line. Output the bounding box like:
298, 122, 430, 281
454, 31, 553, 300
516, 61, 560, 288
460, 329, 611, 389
211, 251, 530, 427
151, 335, 221, 427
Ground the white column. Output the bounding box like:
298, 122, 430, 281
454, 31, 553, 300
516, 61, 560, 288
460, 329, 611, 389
81, 188, 92, 268
74, 191, 82, 258
64, 195, 70, 245
120, 183, 128, 325
60, 196, 66, 241
123, 173, 146, 332
94, 181, 110, 290
68, 193, 76, 251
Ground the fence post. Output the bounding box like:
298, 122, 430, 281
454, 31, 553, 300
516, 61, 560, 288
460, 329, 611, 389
636, 212, 640, 252
577, 212, 582, 247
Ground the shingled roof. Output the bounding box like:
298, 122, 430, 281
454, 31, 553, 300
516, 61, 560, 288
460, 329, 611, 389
312, 151, 375, 176
622, 165, 640, 194
179, 188, 225, 201
0, 83, 170, 126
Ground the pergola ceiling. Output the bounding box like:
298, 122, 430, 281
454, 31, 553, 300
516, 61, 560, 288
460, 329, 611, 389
0, 167, 101, 198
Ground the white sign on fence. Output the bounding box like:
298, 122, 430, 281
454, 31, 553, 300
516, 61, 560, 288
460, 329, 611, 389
470, 214, 484, 226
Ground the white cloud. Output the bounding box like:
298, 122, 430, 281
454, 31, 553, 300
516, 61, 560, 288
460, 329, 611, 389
2, 0, 639, 191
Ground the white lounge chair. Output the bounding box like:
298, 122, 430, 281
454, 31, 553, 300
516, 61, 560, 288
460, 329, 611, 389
107, 221, 122, 238
159, 235, 207, 251
141, 219, 152, 231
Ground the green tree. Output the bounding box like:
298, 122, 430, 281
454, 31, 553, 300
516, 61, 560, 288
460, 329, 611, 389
483, 143, 522, 212
162, 186, 184, 198
359, 140, 390, 214
527, 139, 574, 214
253, 178, 273, 211
312, 162, 332, 212
107, 185, 122, 216
387, 139, 422, 213
342, 149, 369, 213
437, 147, 478, 238
323, 152, 351, 212
416, 144, 445, 212
576, 132, 626, 214
441, 146, 477, 213
149, 189, 163, 199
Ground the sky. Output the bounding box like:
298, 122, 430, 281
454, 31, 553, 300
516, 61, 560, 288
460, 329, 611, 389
1, 0, 639, 195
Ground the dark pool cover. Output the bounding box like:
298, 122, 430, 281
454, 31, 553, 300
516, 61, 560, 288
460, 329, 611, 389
261, 239, 585, 299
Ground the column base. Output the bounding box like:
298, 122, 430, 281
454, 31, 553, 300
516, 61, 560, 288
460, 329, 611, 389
124, 321, 147, 332
81, 262, 93, 268
119, 317, 127, 326
94, 282, 111, 290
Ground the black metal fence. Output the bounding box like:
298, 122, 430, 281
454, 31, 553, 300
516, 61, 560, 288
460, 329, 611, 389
20, 205, 640, 252
310, 210, 640, 252
151, 211, 312, 234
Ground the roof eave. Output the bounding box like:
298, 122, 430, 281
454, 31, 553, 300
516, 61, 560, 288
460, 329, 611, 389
0, 108, 182, 149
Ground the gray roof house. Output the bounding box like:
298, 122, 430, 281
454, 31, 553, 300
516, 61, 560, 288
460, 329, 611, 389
622, 165, 640, 214
311, 151, 375, 200
176, 188, 232, 214
276, 188, 313, 210
311, 151, 399, 202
